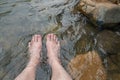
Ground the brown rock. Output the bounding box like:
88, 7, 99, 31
68, 51, 106, 80
77, 0, 120, 28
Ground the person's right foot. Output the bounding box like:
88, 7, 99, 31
46, 33, 60, 65
46, 34, 72, 80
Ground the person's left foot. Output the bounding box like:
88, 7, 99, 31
27, 34, 42, 67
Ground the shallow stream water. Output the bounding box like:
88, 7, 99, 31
0, 0, 120, 80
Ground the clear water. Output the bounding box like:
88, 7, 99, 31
0, 0, 120, 80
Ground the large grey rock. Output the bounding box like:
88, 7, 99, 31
77, 0, 120, 28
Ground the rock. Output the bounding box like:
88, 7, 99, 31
109, 0, 120, 4
74, 23, 97, 54
96, 30, 120, 54
76, 0, 120, 28
67, 51, 106, 80
91, 0, 120, 4
107, 54, 120, 80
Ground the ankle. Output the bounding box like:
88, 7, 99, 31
27, 60, 39, 68
48, 58, 61, 66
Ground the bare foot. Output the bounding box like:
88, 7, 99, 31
46, 34, 72, 80
28, 34, 42, 67
46, 33, 60, 65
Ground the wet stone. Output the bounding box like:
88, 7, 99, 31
74, 23, 97, 54
107, 54, 120, 80
68, 51, 107, 80
96, 30, 120, 55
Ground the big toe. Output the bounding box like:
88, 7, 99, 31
46, 34, 51, 41
37, 35, 42, 42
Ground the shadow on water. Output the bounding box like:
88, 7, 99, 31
0, 0, 120, 80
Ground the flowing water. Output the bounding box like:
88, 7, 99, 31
0, 0, 120, 80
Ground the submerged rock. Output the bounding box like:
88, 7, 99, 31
74, 23, 98, 54
91, 0, 119, 4
76, 0, 120, 28
96, 30, 120, 54
68, 51, 106, 80
107, 54, 120, 80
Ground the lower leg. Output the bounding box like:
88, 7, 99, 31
15, 35, 42, 80
50, 59, 72, 80
15, 64, 37, 80
46, 34, 72, 80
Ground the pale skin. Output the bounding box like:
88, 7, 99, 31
15, 33, 72, 80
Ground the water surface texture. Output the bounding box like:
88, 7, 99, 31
0, 0, 120, 80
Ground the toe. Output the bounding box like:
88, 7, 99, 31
32, 35, 35, 42
53, 34, 57, 41
46, 34, 51, 41
28, 42, 31, 48
32, 35, 37, 42
55, 37, 58, 42
57, 41, 60, 46
50, 33, 54, 41
37, 35, 42, 42
34, 35, 38, 42
46, 33, 57, 42
54, 34, 59, 43
32, 34, 42, 42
